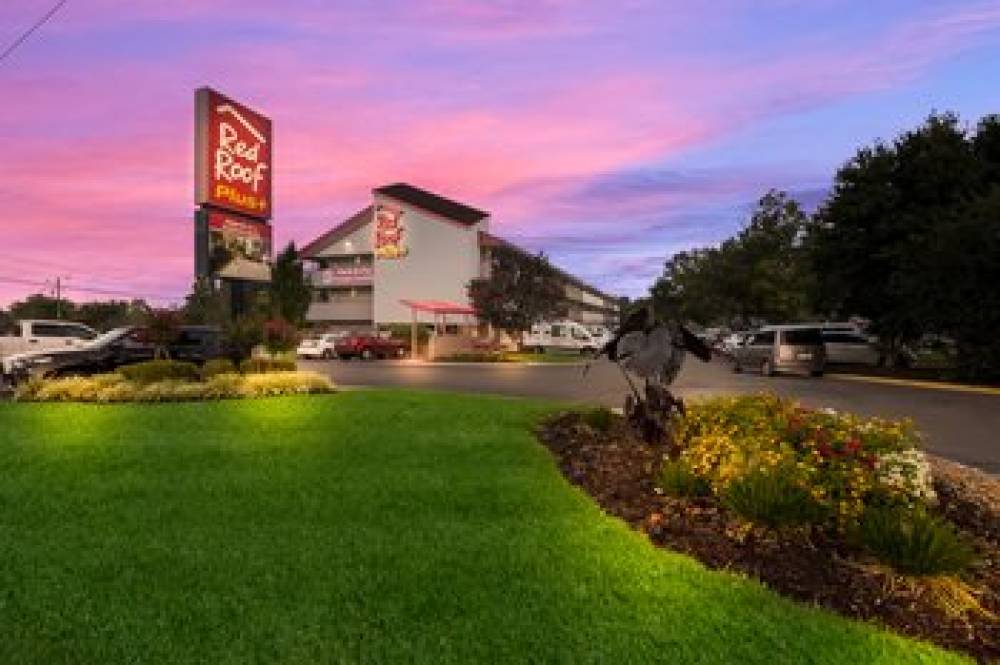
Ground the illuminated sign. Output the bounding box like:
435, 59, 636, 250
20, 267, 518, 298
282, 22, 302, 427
313, 265, 373, 286
206, 211, 272, 282
195, 87, 272, 220
374, 204, 408, 260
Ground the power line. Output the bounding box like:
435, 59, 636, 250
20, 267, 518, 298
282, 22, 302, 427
0, 275, 181, 303
0, 0, 69, 65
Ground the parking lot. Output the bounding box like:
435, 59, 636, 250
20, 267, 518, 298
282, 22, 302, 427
304, 356, 1000, 474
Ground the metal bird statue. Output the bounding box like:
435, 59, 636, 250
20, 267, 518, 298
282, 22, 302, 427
591, 304, 713, 445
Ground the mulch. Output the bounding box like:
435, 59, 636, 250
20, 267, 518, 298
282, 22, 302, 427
536, 412, 1000, 663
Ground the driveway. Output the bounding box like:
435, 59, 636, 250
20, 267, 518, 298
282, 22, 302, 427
304, 357, 999, 474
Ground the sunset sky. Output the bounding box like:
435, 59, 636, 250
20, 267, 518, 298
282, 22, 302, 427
2, 1, 999, 305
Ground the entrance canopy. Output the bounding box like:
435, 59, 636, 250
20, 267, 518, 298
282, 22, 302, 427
399, 299, 476, 316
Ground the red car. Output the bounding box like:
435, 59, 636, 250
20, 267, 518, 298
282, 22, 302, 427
334, 334, 408, 360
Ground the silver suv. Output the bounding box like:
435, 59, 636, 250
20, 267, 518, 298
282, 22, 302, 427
732, 325, 826, 377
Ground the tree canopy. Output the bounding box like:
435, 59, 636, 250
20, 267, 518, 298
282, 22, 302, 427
467, 245, 564, 336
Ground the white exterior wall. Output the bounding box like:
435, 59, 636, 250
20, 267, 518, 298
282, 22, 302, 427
372, 195, 487, 324
315, 214, 374, 257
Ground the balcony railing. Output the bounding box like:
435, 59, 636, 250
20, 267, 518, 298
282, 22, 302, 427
310, 265, 374, 287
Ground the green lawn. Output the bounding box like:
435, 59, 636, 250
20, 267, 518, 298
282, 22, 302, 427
0, 391, 962, 663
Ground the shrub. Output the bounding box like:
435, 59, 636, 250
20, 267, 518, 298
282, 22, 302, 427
263, 318, 299, 356
14, 371, 334, 403
856, 505, 975, 576
660, 459, 710, 498
676, 394, 935, 527
118, 360, 200, 384
224, 316, 263, 363
237, 371, 334, 397
200, 358, 238, 379
721, 468, 826, 529
240, 357, 297, 374
581, 407, 614, 433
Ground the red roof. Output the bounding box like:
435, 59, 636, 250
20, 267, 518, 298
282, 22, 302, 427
399, 299, 476, 315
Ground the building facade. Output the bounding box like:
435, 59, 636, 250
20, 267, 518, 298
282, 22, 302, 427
301, 183, 619, 330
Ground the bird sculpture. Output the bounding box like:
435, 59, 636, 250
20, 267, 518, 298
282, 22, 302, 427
592, 305, 713, 445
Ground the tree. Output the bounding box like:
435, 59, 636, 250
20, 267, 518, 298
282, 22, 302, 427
809, 111, 1000, 379
467, 245, 564, 337
0, 307, 14, 335
183, 278, 226, 326
268, 243, 312, 326
651, 190, 813, 327
145, 309, 183, 360
9, 294, 75, 321
75, 299, 148, 331
262, 317, 299, 356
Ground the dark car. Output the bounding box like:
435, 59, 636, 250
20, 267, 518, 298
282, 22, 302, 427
3, 325, 225, 385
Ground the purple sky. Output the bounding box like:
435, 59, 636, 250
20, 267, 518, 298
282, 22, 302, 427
1, 1, 999, 305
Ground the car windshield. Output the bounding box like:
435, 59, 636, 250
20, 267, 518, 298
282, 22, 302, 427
86, 328, 131, 347
783, 328, 822, 345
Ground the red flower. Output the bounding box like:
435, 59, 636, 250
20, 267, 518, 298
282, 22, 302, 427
845, 438, 862, 455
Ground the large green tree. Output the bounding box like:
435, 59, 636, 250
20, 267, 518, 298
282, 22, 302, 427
268, 243, 312, 326
809, 112, 1000, 379
652, 190, 813, 327
467, 245, 564, 337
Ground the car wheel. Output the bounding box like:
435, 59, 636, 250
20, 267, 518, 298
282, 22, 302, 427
811, 369, 825, 378
396, 347, 406, 358
322, 349, 333, 360
761, 358, 775, 377
361, 348, 374, 361
733, 360, 743, 373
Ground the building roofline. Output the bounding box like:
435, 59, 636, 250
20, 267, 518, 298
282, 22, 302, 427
374, 183, 489, 225
300, 206, 373, 258
478, 231, 619, 303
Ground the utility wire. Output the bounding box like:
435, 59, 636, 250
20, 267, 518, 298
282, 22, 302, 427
0, 275, 180, 302
0, 0, 69, 65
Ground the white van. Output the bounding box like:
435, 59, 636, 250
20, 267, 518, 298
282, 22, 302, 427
522, 321, 598, 353
0, 320, 97, 359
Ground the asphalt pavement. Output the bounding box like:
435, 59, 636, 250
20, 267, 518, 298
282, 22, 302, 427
303, 357, 1000, 474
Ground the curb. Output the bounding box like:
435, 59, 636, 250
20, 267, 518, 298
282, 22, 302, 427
829, 373, 1000, 397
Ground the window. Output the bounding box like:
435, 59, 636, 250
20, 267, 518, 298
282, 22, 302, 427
31, 323, 73, 337
782, 328, 822, 345
551, 325, 564, 338
751, 331, 775, 346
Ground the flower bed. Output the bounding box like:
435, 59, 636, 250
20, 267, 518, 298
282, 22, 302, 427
15, 370, 335, 403
537, 396, 999, 662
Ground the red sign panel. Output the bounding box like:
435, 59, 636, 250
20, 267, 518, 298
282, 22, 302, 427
195, 87, 272, 220
313, 265, 374, 287
374, 204, 408, 260
206, 211, 272, 282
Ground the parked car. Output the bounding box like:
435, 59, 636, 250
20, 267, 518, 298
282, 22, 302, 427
0, 319, 97, 362
334, 334, 407, 360
822, 330, 883, 366
1, 325, 225, 386
297, 332, 346, 359
732, 325, 826, 377
522, 320, 599, 353
720, 331, 750, 354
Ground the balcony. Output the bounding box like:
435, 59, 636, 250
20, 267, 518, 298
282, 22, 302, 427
310, 265, 374, 287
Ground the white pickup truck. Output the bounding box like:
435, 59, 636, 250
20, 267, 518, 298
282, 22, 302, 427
0, 320, 98, 368
522, 320, 601, 354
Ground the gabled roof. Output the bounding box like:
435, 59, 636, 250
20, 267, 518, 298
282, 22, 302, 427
300, 206, 372, 258
374, 183, 489, 225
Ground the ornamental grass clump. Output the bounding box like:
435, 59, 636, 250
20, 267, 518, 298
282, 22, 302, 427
675, 394, 936, 528
659, 459, 710, 498
856, 505, 975, 577
721, 467, 826, 529
118, 360, 201, 384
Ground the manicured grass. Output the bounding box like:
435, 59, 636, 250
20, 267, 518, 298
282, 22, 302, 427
0, 391, 962, 663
